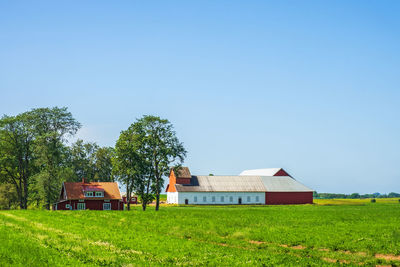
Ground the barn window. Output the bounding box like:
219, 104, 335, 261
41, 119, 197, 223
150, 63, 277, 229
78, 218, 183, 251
229, 196, 233, 202
212, 196, 215, 202
103, 203, 111, 210
95, 191, 103, 197
66, 204, 71, 209
247, 196, 251, 202
77, 203, 85, 210
221, 196, 224, 202
203, 196, 206, 202
256, 196, 259, 202
194, 196, 197, 202
85, 191, 94, 197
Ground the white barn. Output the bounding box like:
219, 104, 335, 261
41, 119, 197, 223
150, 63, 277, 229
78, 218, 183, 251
166, 167, 313, 205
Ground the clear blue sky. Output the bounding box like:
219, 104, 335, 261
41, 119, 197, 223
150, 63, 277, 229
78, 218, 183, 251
1, 1, 399, 194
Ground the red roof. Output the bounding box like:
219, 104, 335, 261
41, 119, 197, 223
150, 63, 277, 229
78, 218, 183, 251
63, 181, 121, 200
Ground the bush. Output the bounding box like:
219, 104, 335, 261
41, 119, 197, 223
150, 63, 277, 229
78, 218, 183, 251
371, 199, 376, 203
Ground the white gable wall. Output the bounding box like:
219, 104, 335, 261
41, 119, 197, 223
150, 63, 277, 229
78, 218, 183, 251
167, 192, 178, 204
176, 192, 265, 205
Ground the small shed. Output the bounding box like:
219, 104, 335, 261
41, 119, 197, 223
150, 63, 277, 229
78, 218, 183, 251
121, 193, 138, 204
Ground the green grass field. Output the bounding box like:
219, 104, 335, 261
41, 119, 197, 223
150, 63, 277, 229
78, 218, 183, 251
1, 201, 400, 266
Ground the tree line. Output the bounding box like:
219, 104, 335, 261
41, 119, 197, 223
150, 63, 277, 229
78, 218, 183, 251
0, 107, 186, 211
313, 192, 400, 199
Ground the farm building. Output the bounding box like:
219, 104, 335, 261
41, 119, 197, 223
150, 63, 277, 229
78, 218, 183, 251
166, 167, 313, 205
121, 193, 138, 204
53, 179, 124, 210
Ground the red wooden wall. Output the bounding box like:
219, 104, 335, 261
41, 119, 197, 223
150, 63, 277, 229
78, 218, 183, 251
265, 192, 313, 205
55, 199, 123, 210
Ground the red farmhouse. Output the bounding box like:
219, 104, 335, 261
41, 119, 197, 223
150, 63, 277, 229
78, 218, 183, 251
53, 179, 124, 210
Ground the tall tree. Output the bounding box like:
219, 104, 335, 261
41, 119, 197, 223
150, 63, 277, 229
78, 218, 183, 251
69, 139, 98, 182
29, 107, 80, 209
135, 115, 186, 211
128, 121, 154, 211
0, 114, 36, 209
94, 146, 115, 182
113, 127, 144, 211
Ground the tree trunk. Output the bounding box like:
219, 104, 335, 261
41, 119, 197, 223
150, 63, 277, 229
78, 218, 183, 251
18, 179, 24, 209
126, 183, 130, 211
155, 193, 160, 211
154, 166, 160, 211
142, 199, 146, 211
23, 176, 28, 209
46, 177, 51, 210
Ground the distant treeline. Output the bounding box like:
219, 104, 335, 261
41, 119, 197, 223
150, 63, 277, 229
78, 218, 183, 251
313, 192, 400, 199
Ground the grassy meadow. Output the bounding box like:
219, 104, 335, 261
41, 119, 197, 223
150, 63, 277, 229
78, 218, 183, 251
1, 200, 400, 266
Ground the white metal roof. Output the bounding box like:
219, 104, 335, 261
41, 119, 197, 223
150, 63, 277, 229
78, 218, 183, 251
260, 176, 313, 192
175, 176, 266, 192
240, 168, 282, 176
175, 175, 313, 192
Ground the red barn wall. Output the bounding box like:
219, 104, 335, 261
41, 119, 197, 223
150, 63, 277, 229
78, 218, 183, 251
176, 178, 191, 184
265, 192, 313, 205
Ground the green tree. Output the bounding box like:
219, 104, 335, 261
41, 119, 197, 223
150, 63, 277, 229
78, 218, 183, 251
0, 183, 18, 209
113, 127, 143, 211
94, 146, 115, 182
135, 115, 186, 211
29, 107, 80, 209
69, 139, 98, 182
0, 114, 36, 209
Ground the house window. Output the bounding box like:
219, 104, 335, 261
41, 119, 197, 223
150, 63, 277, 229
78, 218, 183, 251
103, 203, 111, 210
85, 191, 93, 197
221, 196, 224, 202
229, 196, 233, 202
95, 191, 103, 197
203, 196, 207, 202
247, 196, 251, 202
194, 196, 197, 203
66, 204, 71, 209
256, 196, 259, 202
212, 196, 215, 202
77, 203, 85, 210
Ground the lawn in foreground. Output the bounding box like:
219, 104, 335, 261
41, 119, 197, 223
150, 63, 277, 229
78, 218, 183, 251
1, 203, 400, 266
